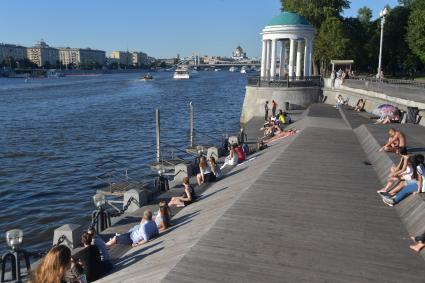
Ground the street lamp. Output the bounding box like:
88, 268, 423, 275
2, 229, 31, 282
377, 7, 389, 80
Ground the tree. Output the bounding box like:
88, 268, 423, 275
315, 16, 349, 75
358, 6, 372, 25
407, 0, 425, 63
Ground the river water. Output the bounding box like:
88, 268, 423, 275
0, 71, 246, 253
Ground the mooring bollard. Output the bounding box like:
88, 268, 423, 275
52, 224, 84, 249
123, 189, 146, 213
207, 147, 219, 161
174, 163, 191, 183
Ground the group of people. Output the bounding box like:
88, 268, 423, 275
261, 109, 292, 141
377, 128, 425, 253
31, 138, 253, 282
330, 68, 351, 88
32, 228, 112, 283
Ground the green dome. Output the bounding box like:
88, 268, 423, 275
268, 11, 311, 26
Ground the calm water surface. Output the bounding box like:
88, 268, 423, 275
0, 71, 246, 252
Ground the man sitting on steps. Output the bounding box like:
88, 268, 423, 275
379, 128, 406, 154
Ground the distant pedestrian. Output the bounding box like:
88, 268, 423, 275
330, 70, 336, 89
272, 100, 277, 117
264, 101, 269, 121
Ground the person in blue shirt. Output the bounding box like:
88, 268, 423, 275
105, 210, 159, 248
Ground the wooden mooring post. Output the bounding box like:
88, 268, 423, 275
190, 102, 194, 147
156, 108, 160, 163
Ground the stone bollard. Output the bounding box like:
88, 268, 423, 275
174, 163, 191, 183
53, 224, 84, 249
228, 136, 239, 146
207, 147, 219, 161
123, 189, 147, 213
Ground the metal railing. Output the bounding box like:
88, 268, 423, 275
247, 76, 322, 88
349, 75, 425, 89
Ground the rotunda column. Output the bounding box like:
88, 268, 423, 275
288, 39, 296, 80
260, 39, 267, 77
304, 38, 311, 77
279, 40, 286, 77
296, 40, 302, 78
270, 39, 277, 79
265, 40, 272, 78
309, 39, 314, 76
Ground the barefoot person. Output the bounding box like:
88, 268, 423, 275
105, 210, 158, 248
379, 128, 406, 153
168, 177, 195, 208
410, 232, 425, 252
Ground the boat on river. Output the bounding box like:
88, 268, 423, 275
142, 73, 153, 81
173, 67, 190, 79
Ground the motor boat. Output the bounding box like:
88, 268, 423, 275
142, 73, 153, 81
229, 66, 238, 72
240, 66, 250, 74
173, 67, 190, 79
214, 68, 221, 72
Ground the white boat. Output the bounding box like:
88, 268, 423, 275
240, 66, 249, 74
214, 68, 221, 72
173, 68, 190, 79
229, 66, 238, 72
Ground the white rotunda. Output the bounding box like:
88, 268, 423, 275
260, 11, 315, 79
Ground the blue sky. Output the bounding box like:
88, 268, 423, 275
0, 0, 399, 58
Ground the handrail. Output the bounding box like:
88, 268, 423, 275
247, 75, 322, 88
348, 75, 425, 89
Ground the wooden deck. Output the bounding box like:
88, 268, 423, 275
97, 104, 425, 282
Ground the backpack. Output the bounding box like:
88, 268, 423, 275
406, 107, 419, 124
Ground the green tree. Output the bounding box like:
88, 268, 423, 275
315, 16, 349, 75
407, 0, 425, 64
358, 6, 372, 25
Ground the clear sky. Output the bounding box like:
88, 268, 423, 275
0, 0, 399, 59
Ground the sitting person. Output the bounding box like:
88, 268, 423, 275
106, 210, 159, 247
220, 144, 238, 170
87, 228, 112, 270
410, 232, 425, 252
168, 177, 195, 208
277, 109, 286, 124
335, 95, 346, 108
32, 245, 74, 283
236, 144, 246, 163
379, 128, 406, 154
196, 156, 216, 186
155, 200, 171, 231
73, 232, 111, 283
377, 149, 411, 194
382, 154, 424, 206
209, 156, 223, 179
353, 99, 365, 112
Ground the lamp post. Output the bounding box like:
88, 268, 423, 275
1, 229, 31, 282
377, 7, 389, 80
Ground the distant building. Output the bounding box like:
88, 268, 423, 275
131, 51, 148, 66
232, 46, 247, 61
110, 51, 132, 65
27, 40, 59, 67
59, 47, 105, 66
0, 43, 27, 63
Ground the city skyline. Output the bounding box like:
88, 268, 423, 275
0, 0, 398, 58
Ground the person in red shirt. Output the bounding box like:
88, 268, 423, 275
236, 144, 246, 163
272, 100, 278, 117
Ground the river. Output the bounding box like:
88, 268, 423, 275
0, 71, 246, 253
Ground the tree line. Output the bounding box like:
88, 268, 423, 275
281, 0, 425, 78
